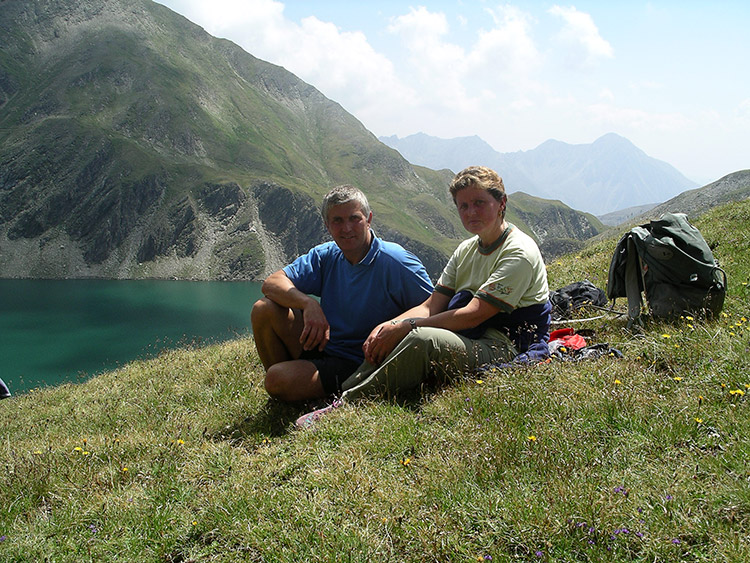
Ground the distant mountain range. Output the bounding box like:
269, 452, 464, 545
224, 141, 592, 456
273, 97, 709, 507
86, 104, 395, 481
0, 0, 605, 280
379, 133, 699, 216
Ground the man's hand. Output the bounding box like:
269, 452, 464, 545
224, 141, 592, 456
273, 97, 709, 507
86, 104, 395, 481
262, 269, 330, 352
363, 320, 410, 366
300, 300, 330, 352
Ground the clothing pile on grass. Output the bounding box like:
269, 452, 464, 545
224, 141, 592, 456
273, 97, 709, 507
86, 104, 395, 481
478, 280, 623, 373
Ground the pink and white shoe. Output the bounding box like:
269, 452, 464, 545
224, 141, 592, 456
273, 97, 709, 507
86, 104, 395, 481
294, 399, 343, 429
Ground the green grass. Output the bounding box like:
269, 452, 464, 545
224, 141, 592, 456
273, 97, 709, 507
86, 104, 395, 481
1, 200, 749, 562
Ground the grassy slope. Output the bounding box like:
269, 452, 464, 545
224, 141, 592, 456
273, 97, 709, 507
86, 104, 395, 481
0, 201, 748, 562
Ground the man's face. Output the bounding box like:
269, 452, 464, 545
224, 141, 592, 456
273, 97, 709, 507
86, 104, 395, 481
325, 201, 372, 260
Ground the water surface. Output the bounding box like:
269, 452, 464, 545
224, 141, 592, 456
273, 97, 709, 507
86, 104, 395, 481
0, 279, 262, 395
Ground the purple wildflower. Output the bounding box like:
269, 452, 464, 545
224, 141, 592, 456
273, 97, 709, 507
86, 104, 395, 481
535, 551, 543, 558
672, 538, 681, 544
0, 535, 6, 542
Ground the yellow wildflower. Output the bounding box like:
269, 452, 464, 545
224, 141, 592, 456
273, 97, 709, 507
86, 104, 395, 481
673, 377, 683, 381
400, 457, 412, 466
476, 379, 484, 385
528, 435, 537, 442
695, 418, 703, 424
614, 379, 622, 385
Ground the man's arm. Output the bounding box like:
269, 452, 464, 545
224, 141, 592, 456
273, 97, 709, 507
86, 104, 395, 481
262, 269, 330, 352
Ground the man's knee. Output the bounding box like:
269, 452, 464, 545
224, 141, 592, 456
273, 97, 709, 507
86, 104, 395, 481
263, 365, 285, 398
251, 297, 275, 327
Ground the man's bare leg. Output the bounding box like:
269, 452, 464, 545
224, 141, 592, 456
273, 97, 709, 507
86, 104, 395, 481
251, 297, 327, 402
251, 297, 305, 368
264, 360, 327, 402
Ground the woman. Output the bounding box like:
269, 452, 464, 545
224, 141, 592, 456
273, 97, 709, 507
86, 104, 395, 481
296, 166, 551, 426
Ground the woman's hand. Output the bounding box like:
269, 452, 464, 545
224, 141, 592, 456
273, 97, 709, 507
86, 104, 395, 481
363, 320, 411, 366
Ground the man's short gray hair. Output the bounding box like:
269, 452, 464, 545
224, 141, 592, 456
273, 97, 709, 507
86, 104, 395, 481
321, 185, 371, 223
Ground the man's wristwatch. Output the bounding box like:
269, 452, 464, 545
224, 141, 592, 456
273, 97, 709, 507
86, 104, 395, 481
405, 318, 417, 331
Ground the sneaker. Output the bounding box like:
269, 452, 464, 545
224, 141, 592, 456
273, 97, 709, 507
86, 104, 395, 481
294, 399, 343, 429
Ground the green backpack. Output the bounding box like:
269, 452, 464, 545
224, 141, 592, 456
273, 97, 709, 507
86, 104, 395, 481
607, 212, 727, 327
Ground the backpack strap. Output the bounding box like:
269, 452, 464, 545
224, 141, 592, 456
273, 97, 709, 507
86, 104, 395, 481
625, 235, 644, 329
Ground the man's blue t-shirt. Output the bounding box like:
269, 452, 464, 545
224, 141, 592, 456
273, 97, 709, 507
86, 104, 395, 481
283, 234, 434, 363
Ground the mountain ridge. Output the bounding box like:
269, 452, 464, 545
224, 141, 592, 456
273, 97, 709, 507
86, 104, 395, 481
380, 132, 698, 216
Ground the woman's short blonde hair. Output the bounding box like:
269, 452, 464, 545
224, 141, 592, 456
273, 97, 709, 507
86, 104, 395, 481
449, 166, 506, 204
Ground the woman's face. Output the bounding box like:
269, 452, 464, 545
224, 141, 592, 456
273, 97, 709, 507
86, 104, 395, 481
454, 185, 505, 240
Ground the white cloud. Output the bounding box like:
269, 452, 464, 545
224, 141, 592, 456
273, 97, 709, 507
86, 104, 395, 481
599, 88, 615, 101
587, 102, 690, 131
548, 5, 613, 67
158, 0, 413, 119
384, 5, 543, 128
736, 98, 750, 123
153, 0, 748, 182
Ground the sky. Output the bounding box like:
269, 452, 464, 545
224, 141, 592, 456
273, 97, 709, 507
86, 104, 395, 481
154, 0, 749, 185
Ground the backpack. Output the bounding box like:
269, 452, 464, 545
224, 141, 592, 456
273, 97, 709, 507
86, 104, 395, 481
550, 280, 607, 321
606, 212, 727, 327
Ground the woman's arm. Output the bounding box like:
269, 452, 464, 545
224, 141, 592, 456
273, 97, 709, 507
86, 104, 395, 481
414, 295, 499, 332
363, 292, 501, 365
362, 292, 444, 365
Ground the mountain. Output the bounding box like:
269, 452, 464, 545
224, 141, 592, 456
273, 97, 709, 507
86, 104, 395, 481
598, 203, 658, 227
0, 0, 602, 280
380, 132, 698, 216
629, 169, 750, 225
0, 0, 462, 280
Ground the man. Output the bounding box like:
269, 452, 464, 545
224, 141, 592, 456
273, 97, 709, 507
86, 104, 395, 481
251, 185, 433, 402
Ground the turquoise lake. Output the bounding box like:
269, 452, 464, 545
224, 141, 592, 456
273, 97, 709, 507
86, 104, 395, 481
0, 279, 263, 396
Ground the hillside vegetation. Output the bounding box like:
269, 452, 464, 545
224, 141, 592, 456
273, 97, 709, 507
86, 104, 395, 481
0, 0, 602, 282
1, 199, 747, 561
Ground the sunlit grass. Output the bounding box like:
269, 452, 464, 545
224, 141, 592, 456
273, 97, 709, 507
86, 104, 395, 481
1, 200, 748, 561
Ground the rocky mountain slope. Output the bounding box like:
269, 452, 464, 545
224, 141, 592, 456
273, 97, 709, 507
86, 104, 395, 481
0, 0, 602, 280
380, 132, 698, 216
630, 170, 750, 224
